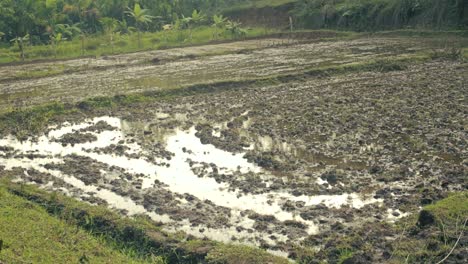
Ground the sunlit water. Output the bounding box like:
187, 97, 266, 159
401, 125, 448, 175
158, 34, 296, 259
0, 116, 384, 251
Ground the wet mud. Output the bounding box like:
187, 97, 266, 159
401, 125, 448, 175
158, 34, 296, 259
0, 36, 467, 258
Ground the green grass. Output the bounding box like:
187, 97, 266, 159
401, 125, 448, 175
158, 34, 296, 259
224, 0, 297, 12
205, 244, 289, 264
0, 183, 161, 264
424, 192, 468, 222
337, 248, 354, 264
0, 26, 271, 65
0, 102, 71, 139
0, 178, 289, 264
390, 192, 468, 263
373, 29, 468, 38
9, 65, 68, 80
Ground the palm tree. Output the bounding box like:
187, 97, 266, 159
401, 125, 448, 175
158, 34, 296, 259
212, 14, 227, 40
125, 3, 154, 48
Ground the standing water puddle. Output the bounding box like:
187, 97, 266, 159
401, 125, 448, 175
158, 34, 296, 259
0, 116, 383, 250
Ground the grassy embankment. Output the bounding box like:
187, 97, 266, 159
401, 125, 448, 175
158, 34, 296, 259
0, 177, 288, 264
0, 179, 163, 263
1, 176, 465, 263
0, 26, 273, 64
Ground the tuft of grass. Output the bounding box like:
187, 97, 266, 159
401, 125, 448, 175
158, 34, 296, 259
9, 66, 67, 80
337, 248, 354, 264
0, 102, 69, 139
424, 192, 468, 222
205, 244, 289, 264
78, 97, 116, 110
430, 47, 465, 61
391, 192, 468, 263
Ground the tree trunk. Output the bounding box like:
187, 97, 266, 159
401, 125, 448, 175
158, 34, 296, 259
81, 36, 85, 56
138, 30, 142, 48
110, 33, 114, 53
19, 41, 25, 61
189, 26, 192, 43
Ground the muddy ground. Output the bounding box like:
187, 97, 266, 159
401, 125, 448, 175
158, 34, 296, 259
2, 34, 461, 112
0, 34, 467, 261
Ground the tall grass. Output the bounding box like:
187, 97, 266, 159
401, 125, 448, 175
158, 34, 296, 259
293, 0, 467, 31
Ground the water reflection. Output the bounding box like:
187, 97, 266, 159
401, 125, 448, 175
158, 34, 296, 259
0, 116, 383, 249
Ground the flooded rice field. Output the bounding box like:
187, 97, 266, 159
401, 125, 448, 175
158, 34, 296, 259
0, 37, 428, 112
0, 116, 385, 251
0, 35, 467, 258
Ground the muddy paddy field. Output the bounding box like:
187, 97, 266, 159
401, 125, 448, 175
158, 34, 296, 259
0, 33, 467, 263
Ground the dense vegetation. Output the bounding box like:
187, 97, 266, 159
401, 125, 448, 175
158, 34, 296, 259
0, 0, 251, 42
0, 0, 261, 62
292, 0, 468, 30
0, 0, 466, 63
224, 1, 467, 30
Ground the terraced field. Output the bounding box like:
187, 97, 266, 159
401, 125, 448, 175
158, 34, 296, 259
0, 34, 445, 112
0, 32, 467, 263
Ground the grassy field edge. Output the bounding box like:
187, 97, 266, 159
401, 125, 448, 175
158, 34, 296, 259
0, 176, 289, 264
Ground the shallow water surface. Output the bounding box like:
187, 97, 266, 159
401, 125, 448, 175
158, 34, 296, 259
0, 116, 384, 250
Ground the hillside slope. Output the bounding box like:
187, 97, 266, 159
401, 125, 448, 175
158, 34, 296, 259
224, 0, 468, 30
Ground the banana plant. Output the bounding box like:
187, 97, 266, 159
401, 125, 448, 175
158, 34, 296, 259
179, 15, 192, 41
226, 21, 247, 39
125, 3, 154, 48
48, 24, 81, 58
100, 17, 118, 53
49, 32, 64, 58
10, 34, 29, 61
188, 10, 206, 42
212, 14, 227, 40
114, 19, 135, 36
